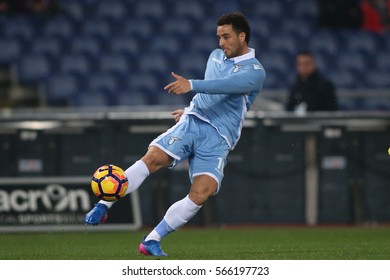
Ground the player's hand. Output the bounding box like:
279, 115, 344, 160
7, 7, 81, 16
164, 72, 191, 95
171, 109, 184, 123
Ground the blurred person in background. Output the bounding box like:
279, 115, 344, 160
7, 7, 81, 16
0, 0, 18, 13
286, 51, 338, 112
361, 0, 390, 32
0, 0, 60, 16
0, 0, 10, 13
318, 0, 363, 29
24, 0, 60, 17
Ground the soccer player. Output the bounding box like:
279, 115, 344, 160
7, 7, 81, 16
85, 12, 266, 256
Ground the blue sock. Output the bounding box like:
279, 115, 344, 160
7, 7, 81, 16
154, 219, 175, 238
145, 195, 201, 242
144, 219, 175, 242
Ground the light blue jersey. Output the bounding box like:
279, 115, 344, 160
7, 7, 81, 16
186, 48, 265, 149
150, 48, 265, 188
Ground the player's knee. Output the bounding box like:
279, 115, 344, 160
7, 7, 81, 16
189, 176, 218, 205
188, 191, 210, 205
141, 147, 171, 173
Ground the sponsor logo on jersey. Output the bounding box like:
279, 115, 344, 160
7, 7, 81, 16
253, 64, 262, 70
233, 65, 243, 73
168, 136, 181, 145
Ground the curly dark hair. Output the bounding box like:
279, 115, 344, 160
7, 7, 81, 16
217, 12, 251, 44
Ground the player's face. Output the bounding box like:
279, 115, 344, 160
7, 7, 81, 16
217, 24, 246, 58
296, 55, 317, 79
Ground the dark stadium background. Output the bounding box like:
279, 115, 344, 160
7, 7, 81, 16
1, 0, 389, 108
0, 0, 389, 232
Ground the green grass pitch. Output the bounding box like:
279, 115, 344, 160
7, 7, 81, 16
1, 227, 389, 260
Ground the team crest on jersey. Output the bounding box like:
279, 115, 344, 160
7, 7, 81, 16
233, 65, 243, 73
168, 136, 181, 145
253, 64, 262, 70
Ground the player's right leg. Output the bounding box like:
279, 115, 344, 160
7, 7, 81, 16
86, 115, 191, 225
85, 146, 171, 225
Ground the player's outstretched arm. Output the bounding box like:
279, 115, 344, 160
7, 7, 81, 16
164, 72, 191, 95
171, 109, 184, 123
191, 65, 265, 95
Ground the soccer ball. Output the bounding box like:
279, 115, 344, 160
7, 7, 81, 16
91, 164, 128, 201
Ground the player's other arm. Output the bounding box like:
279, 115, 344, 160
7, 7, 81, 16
164, 67, 265, 95
191, 66, 265, 95
171, 109, 184, 123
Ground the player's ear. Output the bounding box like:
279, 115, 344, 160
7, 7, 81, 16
239, 32, 246, 43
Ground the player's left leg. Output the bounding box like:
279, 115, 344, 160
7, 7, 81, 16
139, 174, 218, 257
140, 122, 229, 256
